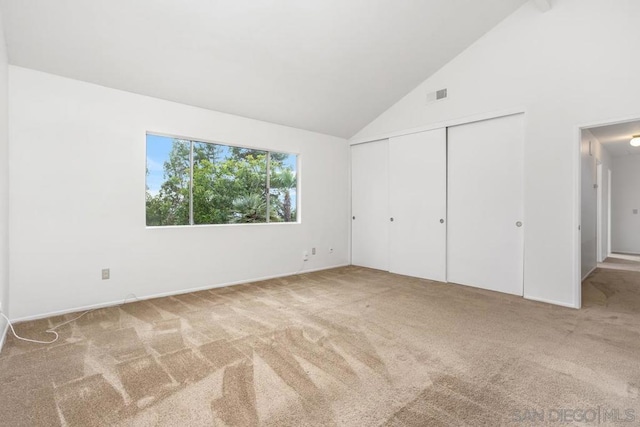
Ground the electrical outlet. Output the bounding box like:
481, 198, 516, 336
312, 247, 316, 255
102, 268, 110, 280
303, 251, 309, 261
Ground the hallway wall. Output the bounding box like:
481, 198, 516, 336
612, 154, 640, 254
580, 130, 611, 279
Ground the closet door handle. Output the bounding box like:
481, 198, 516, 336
390, 217, 394, 222
440, 219, 445, 224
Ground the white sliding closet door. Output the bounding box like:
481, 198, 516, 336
351, 140, 389, 270
447, 114, 524, 295
389, 129, 447, 281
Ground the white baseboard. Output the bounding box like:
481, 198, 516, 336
9, 263, 350, 324
524, 294, 580, 309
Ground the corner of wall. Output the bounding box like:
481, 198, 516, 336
0, 319, 8, 352
0, 5, 11, 345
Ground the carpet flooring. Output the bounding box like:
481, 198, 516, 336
0, 266, 639, 426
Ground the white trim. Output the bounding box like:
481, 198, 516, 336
349, 106, 526, 145
146, 130, 302, 156
520, 114, 527, 297
348, 144, 353, 266
607, 169, 612, 257
596, 162, 603, 262
577, 114, 640, 133
9, 264, 349, 323
145, 221, 302, 230
573, 126, 582, 309
0, 320, 9, 352
524, 295, 580, 309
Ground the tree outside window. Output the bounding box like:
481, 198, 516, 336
146, 134, 298, 226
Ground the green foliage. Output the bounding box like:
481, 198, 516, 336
270, 168, 297, 222
146, 139, 297, 226
146, 140, 190, 226
228, 193, 279, 223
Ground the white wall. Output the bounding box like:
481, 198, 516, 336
351, 0, 640, 307
8, 66, 350, 321
0, 8, 9, 340
612, 155, 640, 254
580, 130, 612, 278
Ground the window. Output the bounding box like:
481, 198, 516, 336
146, 134, 298, 226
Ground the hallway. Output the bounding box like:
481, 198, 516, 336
598, 253, 640, 273
582, 262, 640, 310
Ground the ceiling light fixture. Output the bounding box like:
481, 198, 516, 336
631, 135, 640, 147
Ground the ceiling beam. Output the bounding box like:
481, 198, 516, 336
533, 0, 552, 12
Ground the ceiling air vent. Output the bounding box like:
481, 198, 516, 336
426, 88, 448, 105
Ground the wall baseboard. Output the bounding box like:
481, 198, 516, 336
10, 263, 350, 324
524, 294, 580, 309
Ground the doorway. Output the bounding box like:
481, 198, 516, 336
579, 118, 640, 304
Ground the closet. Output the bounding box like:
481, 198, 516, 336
447, 114, 524, 295
388, 129, 447, 281
350, 114, 524, 296
351, 140, 389, 270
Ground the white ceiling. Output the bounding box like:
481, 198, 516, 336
0, 0, 527, 137
588, 121, 640, 157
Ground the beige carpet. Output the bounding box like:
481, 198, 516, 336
1, 266, 639, 426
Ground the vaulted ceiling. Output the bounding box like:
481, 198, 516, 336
0, 0, 527, 137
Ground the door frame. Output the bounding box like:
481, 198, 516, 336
596, 162, 603, 263
607, 168, 612, 258
574, 114, 640, 309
